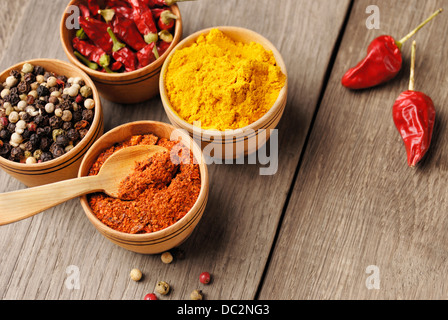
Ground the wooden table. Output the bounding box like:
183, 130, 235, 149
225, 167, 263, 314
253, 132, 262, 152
1, 0, 447, 300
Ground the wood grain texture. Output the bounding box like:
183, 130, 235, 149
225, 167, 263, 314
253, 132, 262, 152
259, 0, 448, 300
0, 0, 351, 300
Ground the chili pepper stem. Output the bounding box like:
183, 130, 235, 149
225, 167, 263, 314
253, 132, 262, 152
99, 9, 115, 23
107, 27, 126, 52
144, 33, 158, 44
409, 41, 416, 91
153, 45, 160, 60
74, 51, 99, 70
396, 8, 443, 50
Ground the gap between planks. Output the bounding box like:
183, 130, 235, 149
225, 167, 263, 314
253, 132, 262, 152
253, 0, 356, 300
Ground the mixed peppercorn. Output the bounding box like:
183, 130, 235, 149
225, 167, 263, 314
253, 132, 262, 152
0, 63, 95, 163
74, 0, 185, 73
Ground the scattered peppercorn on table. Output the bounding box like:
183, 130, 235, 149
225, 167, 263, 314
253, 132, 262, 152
1, 0, 448, 301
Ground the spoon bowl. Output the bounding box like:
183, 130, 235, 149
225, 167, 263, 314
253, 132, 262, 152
0, 145, 166, 226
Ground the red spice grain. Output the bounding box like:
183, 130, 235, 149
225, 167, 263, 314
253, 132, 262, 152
87, 134, 201, 234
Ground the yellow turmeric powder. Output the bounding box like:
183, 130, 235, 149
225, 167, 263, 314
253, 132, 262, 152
164, 29, 286, 131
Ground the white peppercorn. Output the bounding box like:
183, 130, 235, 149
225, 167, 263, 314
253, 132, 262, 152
26, 156, 37, 164
19, 94, 27, 101
30, 82, 39, 90
62, 110, 72, 122
73, 77, 83, 85
50, 90, 61, 97
130, 268, 143, 282
68, 85, 79, 97
17, 100, 27, 111
21, 63, 34, 74
28, 90, 38, 99
54, 108, 63, 117
1, 88, 10, 99
15, 120, 27, 134
8, 111, 19, 123
36, 75, 45, 84
5, 105, 13, 116
5, 76, 18, 88
155, 281, 170, 295
64, 144, 74, 153
46, 76, 57, 87
161, 252, 173, 264
190, 290, 203, 300
10, 132, 23, 147
45, 103, 55, 114
84, 98, 95, 110
67, 77, 74, 84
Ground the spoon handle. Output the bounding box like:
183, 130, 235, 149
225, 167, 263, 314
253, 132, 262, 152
0, 176, 101, 226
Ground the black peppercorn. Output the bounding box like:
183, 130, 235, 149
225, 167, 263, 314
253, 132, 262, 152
49, 116, 63, 129
79, 128, 89, 140
82, 109, 94, 122
7, 123, 16, 133
40, 137, 51, 151
0, 129, 10, 140
23, 140, 34, 152
8, 93, 20, 106
0, 142, 11, 156
36, 85, 50, 97
10, 69, 21, 80
10, 147, 24, 160
40, 152, 53, 162
33, 65, 45, 76
24, 72, 36, 84
66, 128, 79, 141
22, 129, 31, 141
50, 143, 64, 158
29, 133, 40, 148
17, 81, 30, 94
62, 121, 72, 131
55, 134, 69, 147
73, 110, 83, 123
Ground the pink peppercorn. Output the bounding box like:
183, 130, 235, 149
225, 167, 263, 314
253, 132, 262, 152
0, 117, 8, 128
199, 272, 211, 284
144, 293, 158, 300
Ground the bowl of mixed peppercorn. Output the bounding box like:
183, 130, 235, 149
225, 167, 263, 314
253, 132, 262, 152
60, 0, 183, 104
78, 120, 209, 254
0, 59, 103, 187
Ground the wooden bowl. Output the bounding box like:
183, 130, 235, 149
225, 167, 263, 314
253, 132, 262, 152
60, 0, 183, 104
78, 121, 209, 254
159, 26, 288, 159
0, 59, 103, 187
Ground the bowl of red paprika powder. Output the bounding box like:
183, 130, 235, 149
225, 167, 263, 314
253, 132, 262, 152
78, 121, 209, 254
60, 0, 183, 104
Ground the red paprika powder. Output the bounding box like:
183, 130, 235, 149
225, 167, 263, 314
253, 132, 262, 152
87, 134, 201, 234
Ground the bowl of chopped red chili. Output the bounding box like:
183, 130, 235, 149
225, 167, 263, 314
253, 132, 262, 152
78, 120, 209, 254
60, 0, 183, 104
0, 59, 103, 187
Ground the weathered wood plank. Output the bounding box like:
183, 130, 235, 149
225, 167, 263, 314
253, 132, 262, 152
0, 0, 350, 299
259, 0, 448, 300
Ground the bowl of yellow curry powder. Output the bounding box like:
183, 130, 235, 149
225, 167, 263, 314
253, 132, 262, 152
160, 27, 288, 160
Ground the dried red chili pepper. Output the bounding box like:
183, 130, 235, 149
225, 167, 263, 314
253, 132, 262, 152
87, 0, 101, 16
79, 4, 92, 18
113, 5, 134, 20
126, 0, 159, 44
392, 41, 435, 167
112, 12, 147, 51
106, 0, 131, 8
137, 42, 159, 67
111, 61, 123, 71
113, 47, 138, 72
157, 10, 178, 30
157, 40, 171, 56
73, 37, 111, 68
342, 9, 443, 90
79, 17, 114, 53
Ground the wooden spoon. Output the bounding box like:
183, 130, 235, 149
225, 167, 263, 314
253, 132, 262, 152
0, 145, 167, 226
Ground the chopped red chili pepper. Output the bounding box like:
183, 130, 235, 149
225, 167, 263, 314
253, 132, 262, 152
87, 134, 201, 234
342, 9, 443, 90
393, 41, 435, 167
